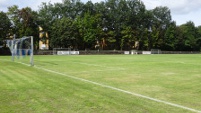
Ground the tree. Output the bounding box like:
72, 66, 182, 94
104, 0, 146, 50
7, 6, 38, 37
151, 6, 172, 49
197, 26, 201, 50
140, 10, 153, 50
7, 6, 39, 49
35, 0, 201, 51
18, 7, 38, 37
164, 21, 177, 50
38, 2, 56, 33
50, 18, 75, 48
177, 21, 199, 51
0, 11, 11, 46
121, 26, 136, 50
76, 12, 102, 49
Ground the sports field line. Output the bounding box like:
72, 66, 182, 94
6, 60, 201, 113
34, 65, 201, 113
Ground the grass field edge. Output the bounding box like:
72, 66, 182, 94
11, 60, 201, 113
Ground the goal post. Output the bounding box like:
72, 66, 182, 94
151, 49, 161, 54
7, 36, 34, 66
53, 48, 79, 55
30, 36, 34, 66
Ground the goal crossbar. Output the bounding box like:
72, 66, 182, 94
7, 36, 34, 66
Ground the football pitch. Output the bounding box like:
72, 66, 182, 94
0, 54, 201, 113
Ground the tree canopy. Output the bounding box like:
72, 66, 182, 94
0, 0, 201, 51
0, 11, 11, 45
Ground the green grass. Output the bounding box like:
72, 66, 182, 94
0, 54, 201, 113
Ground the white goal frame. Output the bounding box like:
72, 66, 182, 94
53, 48, 79, 55
151, 49, 161, 54
7, 36, 34, 66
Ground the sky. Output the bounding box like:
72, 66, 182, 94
0, 0, 201, 26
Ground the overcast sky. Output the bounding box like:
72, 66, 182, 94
0, 0, 201, 26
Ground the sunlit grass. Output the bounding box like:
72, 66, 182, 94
0, 55, 201, 112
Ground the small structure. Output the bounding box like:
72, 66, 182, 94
94, 38, 107, 50
39, 26, 49, 50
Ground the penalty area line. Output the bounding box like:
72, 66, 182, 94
17, 61, 201, 113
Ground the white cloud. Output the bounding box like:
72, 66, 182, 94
142, 0, 201, 14
87, 0, 102, 3
0, 0, 62, 12
29, 0, 63, 11
141, 0, 201, 26
0, 0, 10, 11
163, 0, 201, 15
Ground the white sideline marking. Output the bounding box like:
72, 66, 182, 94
11, 61, 201, 113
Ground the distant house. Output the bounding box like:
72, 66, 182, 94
39, 26, 49, 50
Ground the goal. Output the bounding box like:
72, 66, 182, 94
7, 36, 34, 66
151, 49, 161, 54
53, 48, 79, 55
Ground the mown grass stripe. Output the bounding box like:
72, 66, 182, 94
15, 61, 201, 113
0, 70, 15, 87
1, 56, 200, 112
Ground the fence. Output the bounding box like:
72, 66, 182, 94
1, 49, 200, 55
161, 51, 200, 54
34, 50, 201, 55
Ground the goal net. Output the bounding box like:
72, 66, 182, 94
53, 48, 79, 55
6, 36, 34, 66
151, 49, 161, 54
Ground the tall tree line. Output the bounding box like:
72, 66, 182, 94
0, 0, 201, 51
